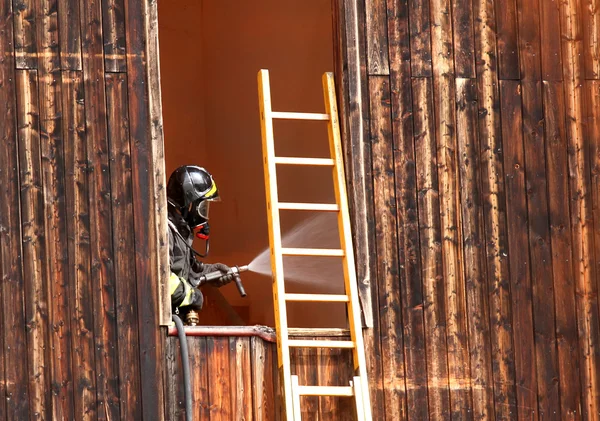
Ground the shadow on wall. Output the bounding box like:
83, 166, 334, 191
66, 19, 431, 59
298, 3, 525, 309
158, 0, 347, 328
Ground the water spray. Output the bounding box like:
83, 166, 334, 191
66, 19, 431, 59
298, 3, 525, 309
199, 265, 249, 297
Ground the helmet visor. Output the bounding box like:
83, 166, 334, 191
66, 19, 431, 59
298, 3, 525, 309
196, 200, 211, 220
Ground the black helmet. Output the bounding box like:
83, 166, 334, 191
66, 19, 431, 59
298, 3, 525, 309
167, 166, 220, 229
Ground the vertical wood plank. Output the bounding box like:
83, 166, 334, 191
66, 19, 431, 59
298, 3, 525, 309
583, 0, 600, 79
106, 72, 143, 421
229, 337, 253, 421
523, 79, 561, 421
78, 0, 120, 416
63, 70, 98, 421
124, 0, 166, 415
294, 347, 319, 419
495, 0, 519, 79
16, 69, 51, 421
452, 0, 475, 77
190, 337, 210, 421
13, 0, 37, 69
316, 347, 354, 420
338, 2, 385, 417
58, 0, 82, 70
498, 80, 539, 421
412, 77, 450, 421
370, 75, 407, 421
544, 80, 583, 420
430, 0, 462, 415
517, 0, 543, 81
34, 0, 75, 412
365, 0, 390, 74
473, 0, 518, 416
561, 0, 600, 416
251, 337, 277, 421
207, 337, 232, 420
165, 337, 184, 421
102, 0, 127, 72
387, 0, 430, 417
409, 0, 432, 76
0, 57, 30, 421
539, 0, 563, 81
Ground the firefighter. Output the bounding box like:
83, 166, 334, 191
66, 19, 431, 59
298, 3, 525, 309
166, 165, 234, 324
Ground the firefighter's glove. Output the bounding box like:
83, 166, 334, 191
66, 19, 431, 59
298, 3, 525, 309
202, 262, 234, 287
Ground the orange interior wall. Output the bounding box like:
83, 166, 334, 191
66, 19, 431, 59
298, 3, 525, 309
158, 0, 345, 328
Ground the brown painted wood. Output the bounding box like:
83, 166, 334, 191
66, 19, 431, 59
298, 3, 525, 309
102, 0, 127, 72
78, 0, 120, 416
408, 0, 432, 76
412, 77, 451, 421
451, 0, 475, 77
472, 0, 517, 417
58, 0, 82, 70
16, 69, 51, 421
13, 0, 37, 69
544, 80, 583, 420
583, 0, 600, 79
386, 0, 430, 417
365, 0, 389, 75
561, 0, 600, 415
230, 337, 253, 420
62, 70, 97, 421
539, 0, 563, 81
106, 72, 143, 421
498, 80, 539, 421
369, 75, 408, 421
517, 0, 542, 81
495, 0, 519, 79
207, 337, 233, 419
190, 337, 210, 421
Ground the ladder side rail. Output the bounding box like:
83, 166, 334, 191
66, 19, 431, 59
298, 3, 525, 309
258, 69, 295, 421
322, 72, 373, 420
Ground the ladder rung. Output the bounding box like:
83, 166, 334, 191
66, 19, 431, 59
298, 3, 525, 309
288, 339, 355, 348
277, 202, 340, 212
289, 328, 350, 337
271, 111, 330, 121
285, 293, 349, 302
296, 385, 355, 397
282, 248, 344, 257
274, 157, 335, 166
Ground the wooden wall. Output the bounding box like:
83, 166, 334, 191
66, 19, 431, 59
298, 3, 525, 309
0, 0, 168, 419
334, 0, 600, 419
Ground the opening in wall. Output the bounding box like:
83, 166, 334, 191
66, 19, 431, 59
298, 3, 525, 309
157, 0, 344, 327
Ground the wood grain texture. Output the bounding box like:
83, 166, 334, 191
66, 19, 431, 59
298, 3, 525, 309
124, 0, 165, 416
1, 57, 31, 420
16, 69, 51, 421
365, 0, 390, 74
517, 0, 543, 81
412, 77, 450, 421
207, 338, 233, 419
495, 0, 519, 79
62, 70, 97, 421
561, 0, 600, 416
498, 80, 539, 421
79, 0, 120, 415
473, 0, 517, 416
13, 0, 37, 69
583, 0, 600, 78
544, 80, 583, 421
539, 0, 563, 81
251, 336, 276, 421
230, 337, 253, 420
408, 0, 432, 76
370, 75, 407, 421
387, 0, 430, 416
58, 0, 81, 70
102, 0, 127, 71
452, 0, 475, 77
106, 72, 143, 421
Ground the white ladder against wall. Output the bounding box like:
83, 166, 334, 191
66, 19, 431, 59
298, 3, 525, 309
257, 69, 373, 421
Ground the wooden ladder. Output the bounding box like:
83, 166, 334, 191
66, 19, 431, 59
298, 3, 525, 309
257, 69, 372, 421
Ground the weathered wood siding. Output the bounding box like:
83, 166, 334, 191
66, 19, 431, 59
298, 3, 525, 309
335, 0, 600, 419
0, 0, 167, 418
